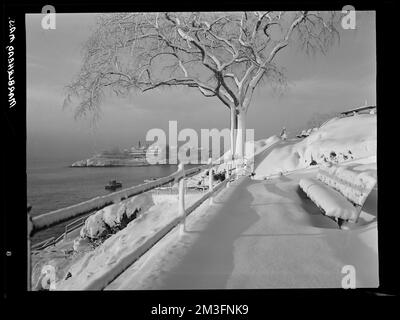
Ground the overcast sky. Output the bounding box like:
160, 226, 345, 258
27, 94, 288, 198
26, 11, 376, 163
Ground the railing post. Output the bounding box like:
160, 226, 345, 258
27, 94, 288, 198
233, 158, 239, 179
208, 158, 214, 204
235, 157, 245, 179
27, 205, 32, 291
178, 162, 186, 236
225, 166, 229, 188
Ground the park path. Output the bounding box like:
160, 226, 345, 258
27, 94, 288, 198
106, 168, 378, 290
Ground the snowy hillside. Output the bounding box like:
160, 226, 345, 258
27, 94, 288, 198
50, 193, 203, 290
254, 114, 376, 178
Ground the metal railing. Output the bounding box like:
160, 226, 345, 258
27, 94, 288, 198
31, 162, 210, 231
74, 165, 236, 291
176, 158, 236, 234
63, 212, 93, 241
29, 158, 238, 250
31, 236, 56, 251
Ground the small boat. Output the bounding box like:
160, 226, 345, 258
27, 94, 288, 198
144, 177, 158, 183
105, 180, 122, 191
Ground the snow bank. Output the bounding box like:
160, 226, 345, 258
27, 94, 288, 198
105, 173, 378, 290
55, 193, 201, 290
295, 114, 376, 165
254, 142, 300, 177
241, 135, 281, 161
254, 114, 376, 178
252, 135, 282, 156
214, 135, 281, 173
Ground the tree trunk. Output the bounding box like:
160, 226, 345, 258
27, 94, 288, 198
235, 110, 246, 159
230, 106, 237, 161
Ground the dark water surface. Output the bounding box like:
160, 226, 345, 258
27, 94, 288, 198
27, 160, 192, 243
27, 160, 184, 217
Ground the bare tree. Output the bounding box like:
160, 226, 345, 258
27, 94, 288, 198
66, 11, 339, 160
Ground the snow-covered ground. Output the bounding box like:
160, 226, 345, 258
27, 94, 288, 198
102, 114, 378, 290
106, 164, 377, 289
31, 191, 204, 290
32, 113, 378, 290
48, 192, 204, 290
254, 114, 376, 178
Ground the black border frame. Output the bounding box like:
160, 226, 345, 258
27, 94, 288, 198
2, 0, 398, 308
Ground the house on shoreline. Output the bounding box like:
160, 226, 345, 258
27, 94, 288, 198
340, 105, 376, 117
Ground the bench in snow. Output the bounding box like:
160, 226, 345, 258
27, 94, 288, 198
299, 163, 376, 229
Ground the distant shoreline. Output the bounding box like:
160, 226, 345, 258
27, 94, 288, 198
69, 164, 153, 168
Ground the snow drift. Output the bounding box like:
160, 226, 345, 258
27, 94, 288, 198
214, 135, 281, 173
55, 193, 201, 290
254, 114, 376, 178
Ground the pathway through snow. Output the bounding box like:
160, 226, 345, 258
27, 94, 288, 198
107, 169, 378, 289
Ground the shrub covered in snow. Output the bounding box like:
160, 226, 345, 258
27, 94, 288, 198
81, 213, 108, 239
77, 193, 154, 247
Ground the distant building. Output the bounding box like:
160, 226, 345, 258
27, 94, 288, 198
340, 105, 376, 117
130, 141, 153, 158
